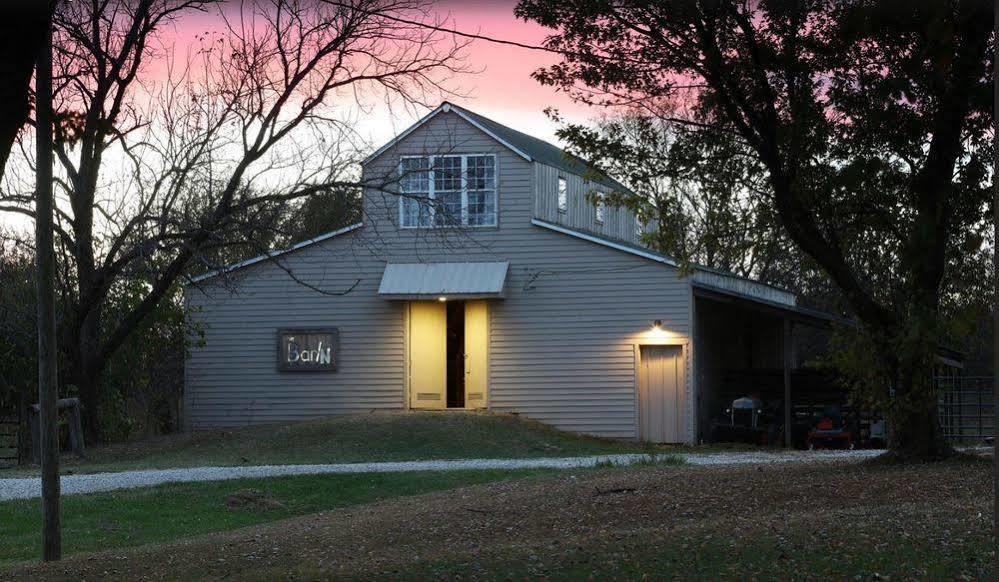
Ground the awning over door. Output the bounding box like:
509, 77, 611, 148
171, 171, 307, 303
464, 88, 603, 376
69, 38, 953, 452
378, 262, 509, 299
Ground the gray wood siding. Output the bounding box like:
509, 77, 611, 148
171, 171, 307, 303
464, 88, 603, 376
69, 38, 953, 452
533, 163, 642, 246
186, 110, 693, 440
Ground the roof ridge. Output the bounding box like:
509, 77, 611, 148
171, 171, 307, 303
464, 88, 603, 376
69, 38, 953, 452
441, 102, 633, 194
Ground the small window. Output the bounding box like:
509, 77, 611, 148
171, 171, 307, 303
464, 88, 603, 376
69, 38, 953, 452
595, 192, 605, 224
557, 177, 567, 213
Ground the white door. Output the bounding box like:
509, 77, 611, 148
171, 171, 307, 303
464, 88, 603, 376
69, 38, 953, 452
639, 345, 683, 443
409, 302, 446, 409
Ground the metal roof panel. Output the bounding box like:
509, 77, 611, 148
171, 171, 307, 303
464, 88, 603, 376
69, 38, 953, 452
378, 262, 509, 298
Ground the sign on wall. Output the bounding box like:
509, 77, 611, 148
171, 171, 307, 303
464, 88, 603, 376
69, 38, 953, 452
277, 328, 338, 372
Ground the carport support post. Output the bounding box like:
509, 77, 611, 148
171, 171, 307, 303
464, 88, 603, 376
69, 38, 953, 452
783, 319, 792, 448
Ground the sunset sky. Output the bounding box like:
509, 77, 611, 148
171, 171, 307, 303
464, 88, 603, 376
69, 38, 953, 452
0, 1, 599, 232
396, 0, 591, 143
168, 0, 590, 147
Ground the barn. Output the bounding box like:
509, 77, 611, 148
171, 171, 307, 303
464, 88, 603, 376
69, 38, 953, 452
184, 102, 836, 444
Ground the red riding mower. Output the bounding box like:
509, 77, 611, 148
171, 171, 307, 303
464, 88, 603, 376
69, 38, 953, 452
806, 405, 856, 450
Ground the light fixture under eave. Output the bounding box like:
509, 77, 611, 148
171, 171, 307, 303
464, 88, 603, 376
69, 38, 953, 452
438, 296, 447, 302
652, 319, 663, 331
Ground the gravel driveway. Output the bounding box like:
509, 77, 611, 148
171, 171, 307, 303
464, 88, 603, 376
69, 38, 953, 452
0, 449, 888, 501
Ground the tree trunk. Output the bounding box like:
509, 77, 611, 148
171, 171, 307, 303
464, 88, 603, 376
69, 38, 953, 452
886, 379, 954, 461
72, 311, 105, 442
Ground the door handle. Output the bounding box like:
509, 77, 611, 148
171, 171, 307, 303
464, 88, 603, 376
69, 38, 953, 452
464, 353, 470, 374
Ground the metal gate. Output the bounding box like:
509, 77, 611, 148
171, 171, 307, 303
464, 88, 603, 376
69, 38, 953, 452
0, 408, 21, 468
937, 376, 994, 442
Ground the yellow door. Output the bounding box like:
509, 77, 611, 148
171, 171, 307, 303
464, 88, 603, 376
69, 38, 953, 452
409, 301, 446, 409
464, 300, 488, 408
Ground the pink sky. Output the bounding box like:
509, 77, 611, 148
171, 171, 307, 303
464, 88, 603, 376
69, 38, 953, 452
428, 0, 591, 139
163, 0, 591, 146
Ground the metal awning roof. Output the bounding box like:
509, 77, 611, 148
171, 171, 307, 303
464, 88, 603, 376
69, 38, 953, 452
378, 262, 509, 299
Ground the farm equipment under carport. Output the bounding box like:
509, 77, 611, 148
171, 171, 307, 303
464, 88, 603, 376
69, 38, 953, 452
805, 405, 858, 450
709, 395, 784, 446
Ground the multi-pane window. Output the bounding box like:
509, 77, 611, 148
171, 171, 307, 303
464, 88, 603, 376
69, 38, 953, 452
595, 191, 606, 224
399, 157, 431, 227
557, 177, 567, 213
399, 154, 496, 228
466, 155, 496, 226
434, 156, 463, 226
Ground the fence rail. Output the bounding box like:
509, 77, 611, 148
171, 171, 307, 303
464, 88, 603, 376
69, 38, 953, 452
937, 376, 993, 441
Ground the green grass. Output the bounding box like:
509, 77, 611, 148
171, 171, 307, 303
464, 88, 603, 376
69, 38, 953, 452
7, 411, 651, 476
0, 468, 549, 566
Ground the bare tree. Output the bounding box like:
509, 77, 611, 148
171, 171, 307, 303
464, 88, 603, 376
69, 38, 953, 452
0, 0, 465, 438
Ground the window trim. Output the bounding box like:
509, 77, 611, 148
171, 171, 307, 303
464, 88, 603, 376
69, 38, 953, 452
398, 153, 498, 229
594, 189, 605, 225
557, 176, 568, 214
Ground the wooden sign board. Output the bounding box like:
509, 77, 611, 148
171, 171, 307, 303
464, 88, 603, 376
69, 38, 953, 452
277, 328, 338, 372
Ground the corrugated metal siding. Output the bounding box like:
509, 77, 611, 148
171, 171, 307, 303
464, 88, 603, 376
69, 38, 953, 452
185, 110, 693, 440
533, 163, 642, 246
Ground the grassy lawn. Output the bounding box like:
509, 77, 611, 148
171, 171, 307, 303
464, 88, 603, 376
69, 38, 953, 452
4, 411, 652, 476
0, 468, 549, 566
6, 456, 990, 580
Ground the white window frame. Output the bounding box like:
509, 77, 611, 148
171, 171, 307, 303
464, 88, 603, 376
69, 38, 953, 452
595, 190, 605, 225
557, 176, 568, 214
398, 153, 498, 229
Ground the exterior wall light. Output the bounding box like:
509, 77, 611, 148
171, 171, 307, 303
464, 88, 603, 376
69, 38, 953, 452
652, 319, 663, 331
438, 296, 447, 302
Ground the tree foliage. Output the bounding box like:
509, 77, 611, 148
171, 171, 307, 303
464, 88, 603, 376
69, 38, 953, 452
516, 0, 995, 458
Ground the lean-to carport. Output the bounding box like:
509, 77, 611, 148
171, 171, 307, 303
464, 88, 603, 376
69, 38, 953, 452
692, 279, 841, 448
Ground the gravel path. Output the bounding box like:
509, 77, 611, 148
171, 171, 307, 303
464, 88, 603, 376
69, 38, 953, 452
0, 449, 888, 501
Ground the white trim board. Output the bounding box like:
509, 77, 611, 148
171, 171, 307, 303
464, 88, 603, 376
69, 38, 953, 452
363, 103, 533, 166
188, 223, 364, 284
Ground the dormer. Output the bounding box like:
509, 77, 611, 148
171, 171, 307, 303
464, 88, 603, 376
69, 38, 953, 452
361, 102, 645, 246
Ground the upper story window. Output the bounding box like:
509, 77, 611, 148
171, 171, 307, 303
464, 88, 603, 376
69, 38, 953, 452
557, 177, 567, 213
399, 154, 496, 228
595, 191, 605, 224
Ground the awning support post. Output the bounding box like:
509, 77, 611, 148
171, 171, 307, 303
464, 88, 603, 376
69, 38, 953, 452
783, 318, 793, 448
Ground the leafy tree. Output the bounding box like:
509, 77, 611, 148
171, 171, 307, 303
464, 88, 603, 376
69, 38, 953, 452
516, 0, 994, 459
553, 111, 801, 282
0, 233, 37, 413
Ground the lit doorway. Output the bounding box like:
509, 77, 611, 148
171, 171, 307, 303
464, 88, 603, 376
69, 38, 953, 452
408, 300, 488, 409
445, 301, 466, 408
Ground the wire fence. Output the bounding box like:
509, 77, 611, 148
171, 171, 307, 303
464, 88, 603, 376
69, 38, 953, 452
936, 376, 994, 442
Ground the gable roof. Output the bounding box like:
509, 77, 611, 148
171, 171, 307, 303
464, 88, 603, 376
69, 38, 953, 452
188, 223, 363, 284
365, 102, 634, 194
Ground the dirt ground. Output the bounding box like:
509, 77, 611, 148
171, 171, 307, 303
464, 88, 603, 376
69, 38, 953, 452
5, 457, 993, 580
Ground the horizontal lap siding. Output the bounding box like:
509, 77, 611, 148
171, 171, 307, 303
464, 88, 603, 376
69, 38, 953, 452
488, 226, 688, 439
185, 250, 405, 429
186, 110, 692, 439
